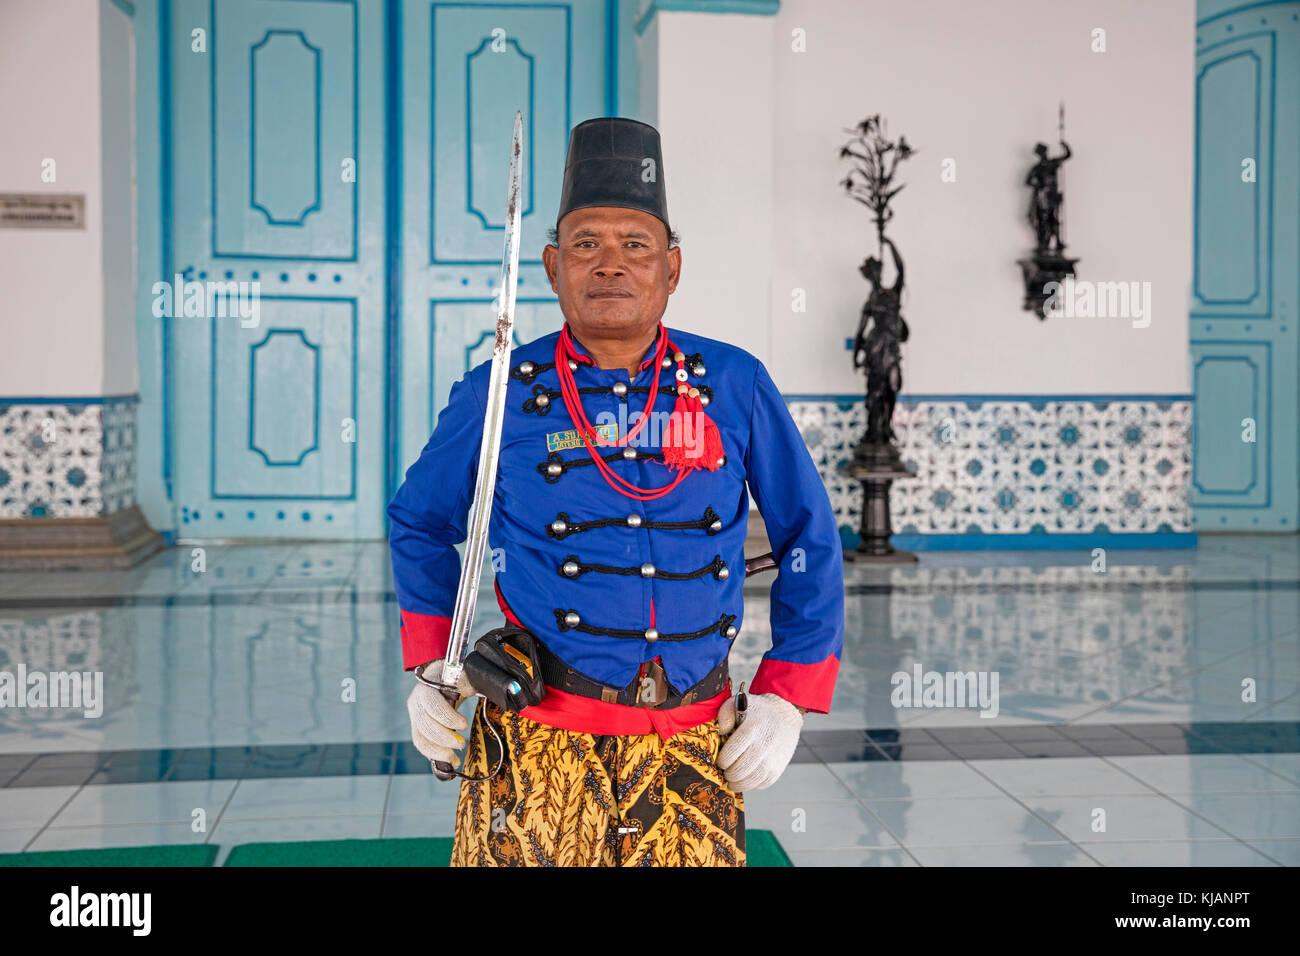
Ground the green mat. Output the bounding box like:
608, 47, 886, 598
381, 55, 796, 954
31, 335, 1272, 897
0, 844, 219, 867
225, 836, 454, 867
225, 831, 791, 867
746, 829, 793, 867
0, 831, 790, 868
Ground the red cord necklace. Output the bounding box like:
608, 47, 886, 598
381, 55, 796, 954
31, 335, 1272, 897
554, 324, 724, 501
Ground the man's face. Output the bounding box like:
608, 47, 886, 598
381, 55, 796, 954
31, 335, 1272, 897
542, 206, 681, 340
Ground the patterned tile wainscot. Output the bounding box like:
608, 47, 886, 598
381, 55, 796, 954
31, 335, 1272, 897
0, 398, 138, 518
0, 397, 161, 569
787, 397, 1192, 545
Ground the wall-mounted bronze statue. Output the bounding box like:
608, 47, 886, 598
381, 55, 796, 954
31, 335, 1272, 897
1018, 105, 1080, 319
1027, 140, 1072, 254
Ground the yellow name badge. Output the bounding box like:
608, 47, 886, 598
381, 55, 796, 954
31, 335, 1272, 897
547, 423, 617, 452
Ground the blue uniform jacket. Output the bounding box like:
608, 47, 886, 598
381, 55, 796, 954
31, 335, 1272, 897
387, 326, 843, 712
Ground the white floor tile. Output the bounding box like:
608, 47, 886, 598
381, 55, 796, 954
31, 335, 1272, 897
968, 757, 1159, 797
219, 776, 390, 820
828, 760, 1005, 800
864, 794, 1070, 847
1019, 794, 1235, 842
381, 812, 456, 839
51, 780, 237, 827
0, 786, 79, 829
29, 822, 208, 852
1105, 754, 1300, 795
1081, 839, 1279, 866
910, 843, 1099, 866
784, 847, 919, 867
742, 798, 900, 851
210, 815, 385, 865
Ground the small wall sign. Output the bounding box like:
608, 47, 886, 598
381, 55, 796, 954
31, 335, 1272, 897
0, 193, 86, 229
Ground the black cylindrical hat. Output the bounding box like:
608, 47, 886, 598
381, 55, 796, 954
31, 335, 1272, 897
555, 117, 670, 235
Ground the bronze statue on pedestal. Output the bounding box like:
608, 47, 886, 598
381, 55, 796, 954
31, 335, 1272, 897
838, 115, 918, 562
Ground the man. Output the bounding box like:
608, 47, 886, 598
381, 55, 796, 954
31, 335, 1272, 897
389, 117, 843, 867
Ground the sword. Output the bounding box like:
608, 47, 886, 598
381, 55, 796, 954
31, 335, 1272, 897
430, 111, 524, 780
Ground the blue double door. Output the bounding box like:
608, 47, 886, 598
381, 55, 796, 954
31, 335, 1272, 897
1190, 2, 1300, 530
168, 0, 618, 538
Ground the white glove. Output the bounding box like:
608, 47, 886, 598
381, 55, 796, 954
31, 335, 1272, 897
407, 659, 476, 768
716, 692, 803, 791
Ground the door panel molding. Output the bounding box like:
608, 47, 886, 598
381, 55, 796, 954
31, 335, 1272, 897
168, 0, 384, 537
1191, 2, 1300, 531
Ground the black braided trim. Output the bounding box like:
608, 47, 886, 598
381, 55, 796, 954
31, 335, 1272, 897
552, 610, 737, 642
536, 449, 665, 483
510, 361, 556, 385
522, 383, 714, 416
545, 506, 723, 539
557, 554, 727, 581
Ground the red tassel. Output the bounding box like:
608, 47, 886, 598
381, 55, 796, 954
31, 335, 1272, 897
697, 400, 725, 469
661, 394, 726, 472
660, 393, 693, 470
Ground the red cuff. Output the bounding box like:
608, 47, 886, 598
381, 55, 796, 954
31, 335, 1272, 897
749, 655, 839, 714
399, 610, 452, 671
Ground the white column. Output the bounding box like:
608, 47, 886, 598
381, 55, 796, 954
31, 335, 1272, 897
639, 10, 776, 368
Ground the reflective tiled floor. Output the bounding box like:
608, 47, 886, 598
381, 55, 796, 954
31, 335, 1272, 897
0, 534, 1296, 865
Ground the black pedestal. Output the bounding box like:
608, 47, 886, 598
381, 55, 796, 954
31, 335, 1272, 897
838, 439, 918, 564
1018, 252, 1079, 319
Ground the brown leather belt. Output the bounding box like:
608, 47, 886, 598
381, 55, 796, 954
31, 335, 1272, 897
536, 641, 729, 709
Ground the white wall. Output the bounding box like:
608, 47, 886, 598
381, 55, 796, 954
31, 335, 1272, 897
649, 0, 1194, 396
0, 0, 136, 397
100, 0, 139, 396
644, 11, 777, 368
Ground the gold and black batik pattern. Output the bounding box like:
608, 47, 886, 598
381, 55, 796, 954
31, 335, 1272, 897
450, 700, 745, 867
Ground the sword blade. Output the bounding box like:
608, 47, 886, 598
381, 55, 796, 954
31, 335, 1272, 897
440, 111, 524, 689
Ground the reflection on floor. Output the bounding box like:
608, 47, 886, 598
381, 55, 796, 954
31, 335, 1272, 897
0, 535, 1297, 865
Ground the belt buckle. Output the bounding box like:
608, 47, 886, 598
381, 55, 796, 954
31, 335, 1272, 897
633, 660, 669, 708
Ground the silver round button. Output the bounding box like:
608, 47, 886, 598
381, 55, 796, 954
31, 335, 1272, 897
717, 565, 730, 580
562, 561, 579, 577
519, 361, 535, 374
568, 359, 578, 371
612, 381, 627, 396
693, 365, 707, 376
716, 456, 727, 468
644, 628, 659, 642
699, 394, 710, 406
564, 612, 581, 627
550, 519, 567, 534
546, 463, 562, 476
640, 563, 656, 577
725, 625, 738, 638
626, 514, 642, 528
662, 356, 673, 369
622, 447, 637, 460
536, 393, 550, 407
710, 519, 722, 531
